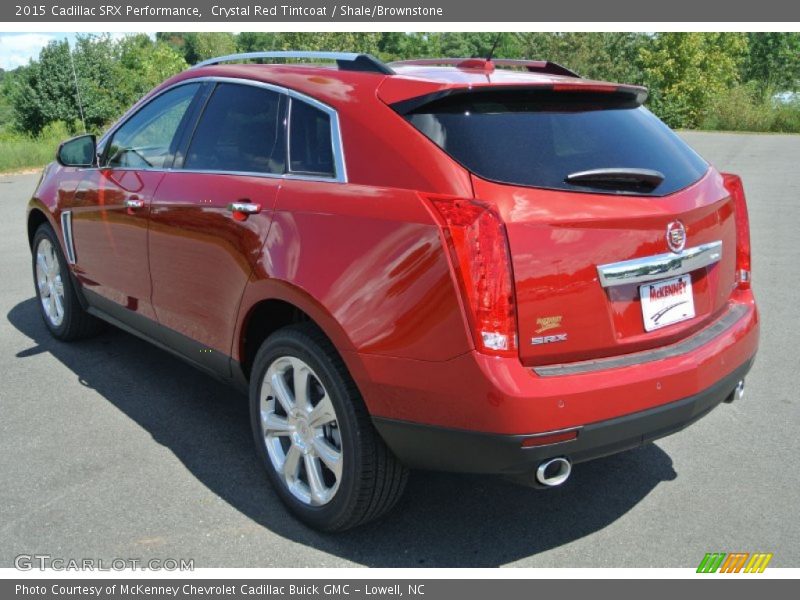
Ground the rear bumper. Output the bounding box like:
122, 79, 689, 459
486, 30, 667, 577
351, 295, 758, 436
373, 357, 752, 475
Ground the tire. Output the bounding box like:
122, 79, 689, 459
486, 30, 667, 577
250, 323, 408, 531
31, 222, 103, 341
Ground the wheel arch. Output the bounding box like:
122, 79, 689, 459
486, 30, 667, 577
27, 205, 54, 249
235, 279, 359, 382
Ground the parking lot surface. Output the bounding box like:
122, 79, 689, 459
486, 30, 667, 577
1, 132, 798, 567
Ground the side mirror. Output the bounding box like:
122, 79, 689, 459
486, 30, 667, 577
56, 134, 97, 167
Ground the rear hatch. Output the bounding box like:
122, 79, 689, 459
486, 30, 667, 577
400, 86, 737, 366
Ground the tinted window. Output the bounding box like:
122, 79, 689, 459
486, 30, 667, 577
184, 83, 285, 174
105, 83, 199, 169
405, 90, 708, 196
289, 100, 334, 177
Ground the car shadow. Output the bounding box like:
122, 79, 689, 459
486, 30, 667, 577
8, 297, 677, 567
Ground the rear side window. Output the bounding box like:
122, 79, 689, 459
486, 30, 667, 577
288, 99, 334, 177
184, 83, 285, 174
403, 90, 708, 196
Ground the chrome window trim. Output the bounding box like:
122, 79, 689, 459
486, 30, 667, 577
286, 93, 347, 183
97, 76, 347, 184
60, 210, 76, 265
596, 241, 723, 288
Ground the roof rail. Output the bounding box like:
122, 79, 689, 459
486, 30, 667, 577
389, 58, 579, 78
191, 51, 395, 75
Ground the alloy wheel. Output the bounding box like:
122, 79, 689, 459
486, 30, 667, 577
35, 238, 65, 327
259, 356, 343, 506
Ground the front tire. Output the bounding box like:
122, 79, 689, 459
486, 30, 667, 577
31, 223, 102, 341
250, 323, 407, 531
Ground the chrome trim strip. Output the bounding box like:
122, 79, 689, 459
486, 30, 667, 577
524, 425, 583, 438
533, 303, 749, 377
98, 76, 347, 184
60, 210, 76, 265
597, 241, 722, 288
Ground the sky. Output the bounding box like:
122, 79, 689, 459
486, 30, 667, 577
0, 33, 152, 71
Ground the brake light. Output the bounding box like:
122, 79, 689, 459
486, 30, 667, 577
722, 173, 752, 290
427, 196, 517, 356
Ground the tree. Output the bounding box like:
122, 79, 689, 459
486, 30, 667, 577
6, 35, 186, 135
516, 33, 646, 83
182, 33, 237, 64
743, 33, 800, 92
376, 32, 435, 60
7, 40, 79, 134
639, 33, 748, 128
236, 32, 280, 53
117, 34, 188, 99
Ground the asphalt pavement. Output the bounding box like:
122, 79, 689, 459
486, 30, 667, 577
1, 131, 798, 568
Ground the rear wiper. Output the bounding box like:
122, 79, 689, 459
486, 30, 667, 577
564, 168, 665, 193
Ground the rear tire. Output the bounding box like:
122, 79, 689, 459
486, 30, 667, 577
250, 323, 408, 531
31, 223, 103, 341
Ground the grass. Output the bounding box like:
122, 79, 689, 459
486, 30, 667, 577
699, 85, 800, 133
0, 121, 70, 173
0, 136, 60, 173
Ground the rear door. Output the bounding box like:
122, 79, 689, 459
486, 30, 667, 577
403, 88, 736, 366
148, 81, 285, 361
71, 82, 202, 319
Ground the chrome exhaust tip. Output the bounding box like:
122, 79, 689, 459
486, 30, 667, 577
535, 457, 572, 487
724, 379, 746, 403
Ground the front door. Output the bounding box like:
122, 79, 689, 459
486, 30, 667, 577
70, 82, 202, 320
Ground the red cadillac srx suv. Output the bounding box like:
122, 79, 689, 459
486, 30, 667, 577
27, 52, 759, 531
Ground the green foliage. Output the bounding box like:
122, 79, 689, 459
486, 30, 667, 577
0, 120, 72, 172
640, 33, 748, 128
3, 34, 186, 136
516, 32, 645, 83
182, 33, 237, 63
742, 33, 800, 93
700, 83, 800, 133
117, 34, 188, 99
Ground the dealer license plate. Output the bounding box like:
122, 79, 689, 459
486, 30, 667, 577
640, 275, 695, 332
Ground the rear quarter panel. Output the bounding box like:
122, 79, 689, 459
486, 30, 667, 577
236, 181, 471, 365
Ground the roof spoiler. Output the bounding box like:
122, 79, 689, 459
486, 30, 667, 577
390, 83, 649, 115
389, 58, 579, 78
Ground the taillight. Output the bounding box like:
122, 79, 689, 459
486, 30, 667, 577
427, 195, 517, 356
722, 173, 752, 290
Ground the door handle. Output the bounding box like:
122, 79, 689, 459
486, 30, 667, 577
227, 202, 261, 221
227, 202, 261, 214
125, 198, 145, 210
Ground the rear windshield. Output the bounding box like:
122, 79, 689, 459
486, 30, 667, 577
402, 90, 708, 196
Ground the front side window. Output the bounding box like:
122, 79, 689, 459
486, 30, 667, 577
288, 99, 335, 178
184, 83, 285, 174
104, 83, 199, 169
